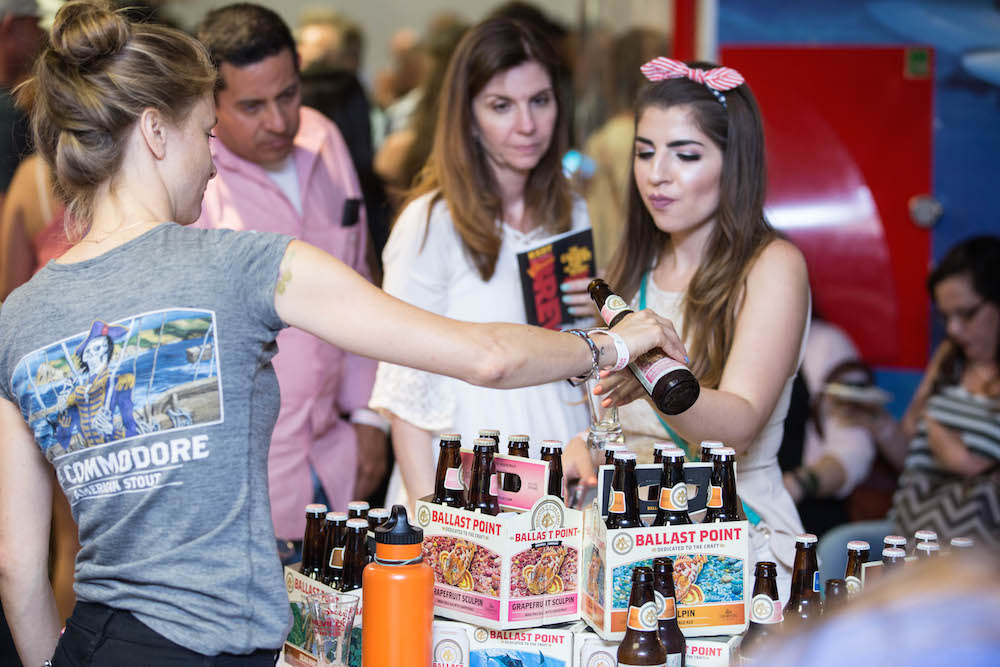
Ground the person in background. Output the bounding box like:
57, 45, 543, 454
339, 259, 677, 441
593, 57, 810, 603
0, 0, 42, 208
0, 4, 686, 663
296, 8, 364, 74
369, 18, 596, 509
193, 3, 388, 563
374, 27, 423, 135
582, 27, 669, 270
817, 235, 1000, 580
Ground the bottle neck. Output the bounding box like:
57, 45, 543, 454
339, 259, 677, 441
789, 547, 819, 594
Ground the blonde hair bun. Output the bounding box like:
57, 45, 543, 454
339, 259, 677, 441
50, 0, 132, 69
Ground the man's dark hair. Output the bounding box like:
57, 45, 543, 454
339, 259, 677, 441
195, 3, 297, 88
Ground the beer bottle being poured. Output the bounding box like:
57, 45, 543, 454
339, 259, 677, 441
617, 567, 668, 667
783, 533, 822, 628
739, 561, 782, 663
431, 434, 466, 507
502, 434, 530, 492
540, 440, 565, 501
321, 511, 348, 588
653, 447, 692, 527
844, 540, 869, 598
703, 447, 739, 523
652, 557, 686, 666
465, 438, 501, 515
606, 451, 645, 529
301, 503, 328, 581
589, 278, 699, 415
340, 518, 369, 592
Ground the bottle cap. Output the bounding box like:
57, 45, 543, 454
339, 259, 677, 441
478, 429, 500, 437
847, 540, 870, 551
346, 518, 369, 529
700, 440, 723, 449
950, 537, 975, 548
473, 437, 495, 450
440, 433, 462, 442
508, 434, 530, 443
795, 533, 818, 544
662, 448, 685, 460
884, 535, 907, 547
375, 505, 423, 545
653, 441, 678, 451
914, 530, 937, 542
369, 507, 390, 520
882, 547, 906, 558
604, 443, 627, 452
916, 542, 940, 553
325, 511, 348, 522
540, 439, 563, 451
305, 503, 328, 516
348, 501, 370, 511
713, 447, 736, 456
613, 451, 638, 461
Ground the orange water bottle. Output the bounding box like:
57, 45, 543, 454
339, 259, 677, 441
362, 504, 434, 667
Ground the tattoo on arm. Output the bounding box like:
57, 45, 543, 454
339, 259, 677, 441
276, 249, 294, 295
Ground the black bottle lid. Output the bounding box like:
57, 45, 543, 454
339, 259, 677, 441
374, 504, 423, 545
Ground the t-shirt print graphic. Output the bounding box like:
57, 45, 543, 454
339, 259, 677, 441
10, 308, 224, 472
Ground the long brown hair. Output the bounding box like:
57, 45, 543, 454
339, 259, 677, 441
402, 18, 572, 281
18, 0, 216, 238
605, 62, 777, 388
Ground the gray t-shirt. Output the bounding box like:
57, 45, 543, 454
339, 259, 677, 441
0, 223, 293, 654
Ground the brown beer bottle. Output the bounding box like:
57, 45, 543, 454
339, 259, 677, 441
617, 567, 668, 667
540, 440, 565, 501
321, 511, 348, 588
739, 561, 782, 663
883, 534, 907, 554
348, 500, 369, 522
653, 447, 692, 527
301, 503, 328, 580
703, 447, 739, 523
368, 507, 390, 532
604, 442, 628, 465
783, 533, 821, 627
478, 429, 501, 453
844, 540, 869, 598
502, 434, 530, 492
606, 451, 645, 529
699, 440, 722, 463
340, 518, 369, 592
648, 442, 679, 502
916, 542, 941, 559
823, 579, 848, 615
652, 557, 686, 666
881, 547, 906, 570
432, 434, 466, 507
914, 529, 937, 554
465, 438, 501, 515
589, 278, 700, 415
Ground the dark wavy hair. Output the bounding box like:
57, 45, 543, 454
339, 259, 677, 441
195, 3, 297, 89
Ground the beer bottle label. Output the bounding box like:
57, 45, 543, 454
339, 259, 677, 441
659, 483, 688, 511
654, 591, 676, 620
444, 466, 463, 491
628, 352, 689, 394
600, 294, 630, 324
750, 593, 782, 624
707, 484, 723, 508
488, 473, 499, 497
608, 490, 626, 514
812, 571, 821, 593
845, 575, 862, 598
626, 601, 659, 632
328, 546, 344, 570
667, 655, 683, 667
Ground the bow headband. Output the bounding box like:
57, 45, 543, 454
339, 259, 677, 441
640, 57, 745, 108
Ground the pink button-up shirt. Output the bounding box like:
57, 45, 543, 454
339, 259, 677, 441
197, 106, 376, 539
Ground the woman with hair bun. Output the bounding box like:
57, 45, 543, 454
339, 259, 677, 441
0, 3, 683, 664
594, 57, 810, 602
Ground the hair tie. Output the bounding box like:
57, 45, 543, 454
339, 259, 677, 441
640, 57, 745, 108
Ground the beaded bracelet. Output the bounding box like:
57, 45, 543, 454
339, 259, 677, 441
566, 329, 600, 386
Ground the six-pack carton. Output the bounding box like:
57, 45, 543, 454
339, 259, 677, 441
433, 619, 576, 667
570, 621, 742, 667
416, 452, 583, 629
280, 565, 363, 667
580, 462, 750, 640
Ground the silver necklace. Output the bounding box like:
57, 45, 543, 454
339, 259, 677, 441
78, 220, 157, 245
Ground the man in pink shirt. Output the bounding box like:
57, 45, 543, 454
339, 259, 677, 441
195, 4, 388, 561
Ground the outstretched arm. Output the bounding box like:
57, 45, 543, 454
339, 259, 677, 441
273, 240, 687, 388
0, 398, 61, 665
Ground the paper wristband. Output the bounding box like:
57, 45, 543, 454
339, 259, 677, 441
593, 330, 630, 371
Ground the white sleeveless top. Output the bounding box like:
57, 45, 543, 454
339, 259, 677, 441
619, 275, 808, 568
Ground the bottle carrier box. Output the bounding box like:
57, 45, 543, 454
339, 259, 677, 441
280, 565, 363, 667
685, 634, 742, 667
434, 618, 576, 667
416, 452, 583, 630
580, 462, 750, 640
569, 621, 741, 667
